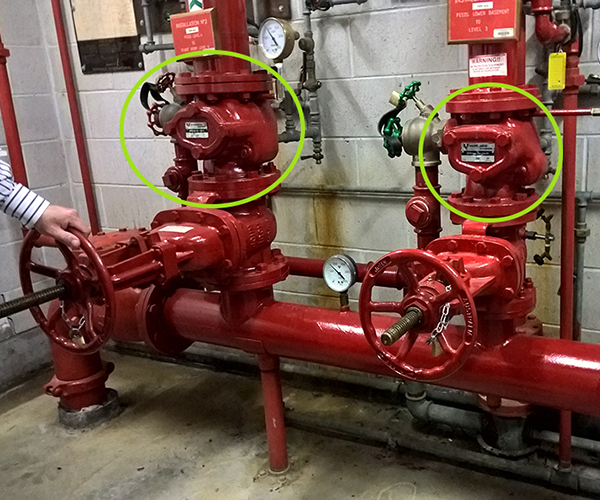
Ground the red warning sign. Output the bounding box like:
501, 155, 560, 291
170, 9, 219, 56
448, 0, 520, 44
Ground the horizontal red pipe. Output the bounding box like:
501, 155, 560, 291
158, 289, 600, 417
287, 256, 400, 287
534, 108, 600, 117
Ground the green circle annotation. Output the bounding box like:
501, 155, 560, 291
417, 82, 563, 224
119, 49, 305, 209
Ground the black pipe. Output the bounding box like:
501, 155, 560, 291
0, 285, 66, 319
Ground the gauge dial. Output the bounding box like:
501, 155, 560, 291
258, 18, 296, 61
323, 254, 358, 293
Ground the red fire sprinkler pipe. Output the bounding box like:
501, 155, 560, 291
150, 288, 600, 417
0, 32, 29, 187
558, 38, 585, 472
531, 0, 571, 44
51, 0, 100, 234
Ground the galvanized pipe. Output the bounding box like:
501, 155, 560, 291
574, 192, 591, 341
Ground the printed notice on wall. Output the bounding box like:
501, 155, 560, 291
448, 0, 520, 44
469, 53, 508, 78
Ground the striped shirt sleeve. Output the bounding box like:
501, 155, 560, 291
0, 149, 50, 229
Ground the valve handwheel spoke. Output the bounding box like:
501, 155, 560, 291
19, 229, 116, 354
368, 301, 404, 313
359, 249, 478, 381
25, 261, 63, 280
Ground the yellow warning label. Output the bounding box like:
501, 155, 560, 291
548, 52, 567, 90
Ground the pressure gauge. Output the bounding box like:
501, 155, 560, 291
323, 254, 358, 293
258, 18, 296, 61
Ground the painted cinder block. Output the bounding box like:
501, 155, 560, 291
278, 138, 359, 188
351, 6, 463, 78
0, 0, 43, 47
22, 140, 69, 190
312, 195, 413, 251
5, 47, 52, 96
13, 95, 61, 143
272, 192, 319, 245
98, 185, 170, 229
82, 90, 149, 140
0, 328, 51, 390
318, 72, 467, 138
86, 138, 173, 186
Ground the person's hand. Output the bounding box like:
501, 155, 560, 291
34, 205, 91, 250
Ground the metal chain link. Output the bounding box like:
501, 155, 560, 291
426, 285, 452, 345
60, 301, 85, 340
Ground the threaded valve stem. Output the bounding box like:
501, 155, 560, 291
381, 307, 423, 346
0, 285, 66, 319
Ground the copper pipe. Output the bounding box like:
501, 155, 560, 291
51, 0, 100, 234
0, 34, 28, 186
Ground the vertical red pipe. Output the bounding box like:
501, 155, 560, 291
191, 0, 251, 75
48, 343, 109, 410
0, 33, 29, 186
258, 354, 288, 473
558, 40, 583, 470
51, 0, 100, 234
467, 12, 526, 86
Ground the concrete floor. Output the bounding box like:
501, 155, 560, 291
0, 352, 589, 500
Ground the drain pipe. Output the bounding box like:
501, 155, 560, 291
51, 0, 100, 234
574, 192, 591, 341
405, 382, 482, 432
0, 32, 29, 186
404, 382, 600, 462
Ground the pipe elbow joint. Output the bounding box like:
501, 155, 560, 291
405, 390, 433, 422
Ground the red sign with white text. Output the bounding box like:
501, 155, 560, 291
170, 9, 219, 56
448, 0, 520, 44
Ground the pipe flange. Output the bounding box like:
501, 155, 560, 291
137, 282, 194, 356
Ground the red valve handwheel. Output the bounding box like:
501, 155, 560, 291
359, 249, 478, 381
19, 229, 116, 354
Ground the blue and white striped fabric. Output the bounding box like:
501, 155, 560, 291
0, 148, 49, 229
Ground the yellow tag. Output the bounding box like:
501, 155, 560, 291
548, 52, 567, 90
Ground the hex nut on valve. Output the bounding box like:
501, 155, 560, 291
406, 199, 431, 228
162, 168, 181, 192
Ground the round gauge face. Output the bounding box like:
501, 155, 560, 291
323, 254, 358, 293
259, 19, 288, 60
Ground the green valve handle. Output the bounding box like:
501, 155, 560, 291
401, 80, 421, 101
379, 81, 421, 158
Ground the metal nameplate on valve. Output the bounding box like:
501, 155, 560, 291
185, 122, 209, 139
170, 9, 219, 56
461, 143, 495, 163
448, 0, 521, 44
